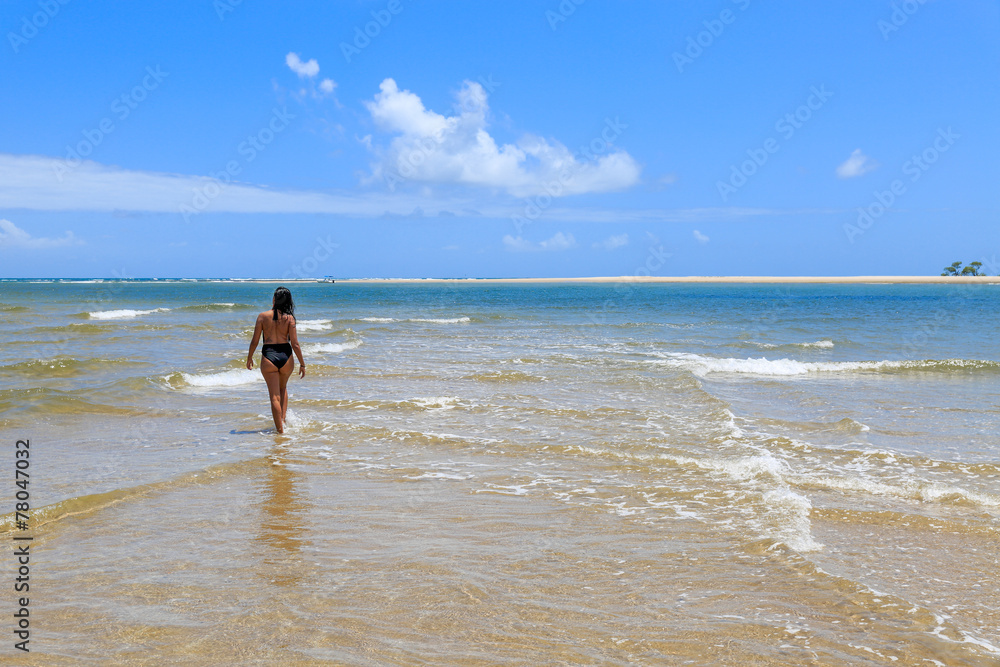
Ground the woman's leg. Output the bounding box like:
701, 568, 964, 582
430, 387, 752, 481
278, 360, 294, 422
261, 358, 284, 433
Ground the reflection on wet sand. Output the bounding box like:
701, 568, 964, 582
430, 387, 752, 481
255, 448, 310, 588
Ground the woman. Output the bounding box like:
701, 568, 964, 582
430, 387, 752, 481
246, 287, 306, 433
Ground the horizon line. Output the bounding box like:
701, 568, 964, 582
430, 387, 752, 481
2, 275, 998, 284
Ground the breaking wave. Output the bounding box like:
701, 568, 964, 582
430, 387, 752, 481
87, 308, 170, 320
649, 352, 1000, 377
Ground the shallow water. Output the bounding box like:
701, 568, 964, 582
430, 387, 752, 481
1, 280, 998, 664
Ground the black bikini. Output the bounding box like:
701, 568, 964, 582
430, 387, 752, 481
261, 309, 294, 369
261, 342, 292, 369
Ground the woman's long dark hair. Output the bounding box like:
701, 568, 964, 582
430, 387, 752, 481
272, 286, 295, 321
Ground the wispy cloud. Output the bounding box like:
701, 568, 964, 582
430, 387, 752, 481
836, 149, 877, 179
503, 232, 577, 252
0, 153, 838, 224
0, 153, 447, 217
651, 173, 678, 191
593, 233, 629, 250
693, 229, 710, 243
0, 219, 80, 248
363, 78, 641, 197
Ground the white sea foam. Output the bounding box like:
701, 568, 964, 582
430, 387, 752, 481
411, 396, 460, 410
179, 369, 261, 387
759, 487, 823, 552
929, 615, 1000, 656
710, 451, 789, 481
409, 317, 471, 324
359, 316, 470, 324
476, 483, 532, 496
722, 408, 745, 438
576, 446, 823, 551
88, 308, 170, 320
666, 450, 823, 552
279, 408, 319, 433
649, 352, 998, 377
303, 340, 362, 355
408, 471, 473, 481
790, 472, 1000, 509
296, 319, 335, 332
753, 339, 835, 349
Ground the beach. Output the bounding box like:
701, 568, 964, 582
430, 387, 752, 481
1, 279, 998, 664
342, 276, 1000, 284
152, 276, 1000, 284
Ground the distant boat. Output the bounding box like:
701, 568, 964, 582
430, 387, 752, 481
321, 277, 336, 283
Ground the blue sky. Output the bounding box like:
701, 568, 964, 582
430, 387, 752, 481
1, 0, 997, 278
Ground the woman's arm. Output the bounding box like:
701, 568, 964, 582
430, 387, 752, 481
289, 317, 306, 378
246, 314, 263, 369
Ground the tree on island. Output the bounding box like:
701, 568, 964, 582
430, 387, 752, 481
941, 261, 962, 276
963, 261, 984, 276
941, 261, 985, 276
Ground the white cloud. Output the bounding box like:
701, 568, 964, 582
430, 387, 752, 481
593, 233, 629, 250
285, 52, 320, 78
0, 219, 80, 248
280, 55, 337, 104
540, 232, 576, 250
502, 235, 532, 251
0, 153, 454, 218
0, 153, 835, 223
503, 232, 577, 252
364, 78, 641, 197
836, 149, 877, 179
693, 230, 710, 243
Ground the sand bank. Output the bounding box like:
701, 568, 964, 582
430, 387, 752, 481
336, 276, 1000, 284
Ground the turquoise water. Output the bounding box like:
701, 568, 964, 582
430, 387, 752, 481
1, 280, 999, 664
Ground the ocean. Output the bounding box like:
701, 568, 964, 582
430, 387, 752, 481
1, 280, 998, 665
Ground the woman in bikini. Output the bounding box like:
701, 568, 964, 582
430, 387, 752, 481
246, 286, 306, 433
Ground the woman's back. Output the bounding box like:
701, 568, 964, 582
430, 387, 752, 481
261, 310, 294, 344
